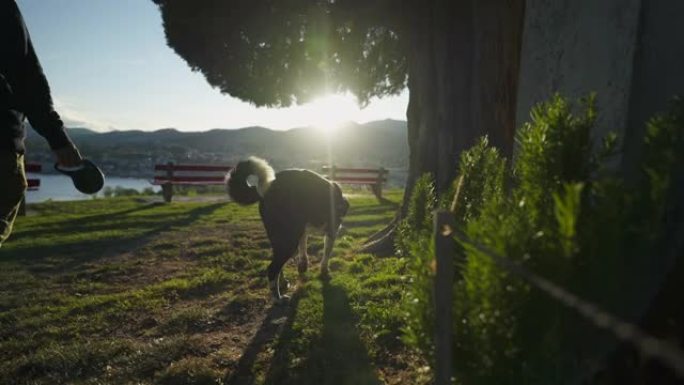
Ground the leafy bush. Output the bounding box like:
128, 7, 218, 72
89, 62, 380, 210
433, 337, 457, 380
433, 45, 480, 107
401, 94, 684, 384
395, 174, 438, 258
397, 174, 439, 355
453, 136, 507, 224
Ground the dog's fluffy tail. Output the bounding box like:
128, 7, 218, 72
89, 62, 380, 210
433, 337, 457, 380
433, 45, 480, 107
226, 157, 275, 205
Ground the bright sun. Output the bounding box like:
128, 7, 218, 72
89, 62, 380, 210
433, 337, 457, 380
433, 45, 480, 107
305, 94, 360, 132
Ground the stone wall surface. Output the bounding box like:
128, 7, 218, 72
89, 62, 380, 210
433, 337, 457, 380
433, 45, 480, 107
516, 0, 684, 173
624, 0, 684, 173
516, 0, 641, 141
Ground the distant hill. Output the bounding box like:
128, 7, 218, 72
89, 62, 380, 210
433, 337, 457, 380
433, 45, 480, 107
24, 120, 409, 185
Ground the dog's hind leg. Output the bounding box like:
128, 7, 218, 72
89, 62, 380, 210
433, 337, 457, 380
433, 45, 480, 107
320, 234, 335, 279
267, 251, 291, 304
266, 230, 301, 304
297, 230, 309, 277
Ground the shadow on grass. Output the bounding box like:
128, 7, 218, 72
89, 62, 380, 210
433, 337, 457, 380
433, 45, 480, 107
263, 281, 380, 385
1, 202, 227, 271
225, 294, 302, 385
343, 217, 394, 229
348, 203, 399, 218
377, 196, 399, 208
10, 202, 166, 241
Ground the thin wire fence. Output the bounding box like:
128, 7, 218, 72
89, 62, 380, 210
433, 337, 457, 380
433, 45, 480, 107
433, 209, 684, 385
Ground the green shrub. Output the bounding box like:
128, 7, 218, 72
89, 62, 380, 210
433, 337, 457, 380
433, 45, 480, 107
397, 174, 438, 355
395, 174, 437, 258
453, 136, 507, 224
401, 94, 684, 384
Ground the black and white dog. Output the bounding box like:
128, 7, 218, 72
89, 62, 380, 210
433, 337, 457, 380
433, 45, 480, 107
227, 157, 350, 303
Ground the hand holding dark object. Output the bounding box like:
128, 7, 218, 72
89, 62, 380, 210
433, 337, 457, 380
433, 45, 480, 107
53, 144, 82, 168
54, 158, 105, 195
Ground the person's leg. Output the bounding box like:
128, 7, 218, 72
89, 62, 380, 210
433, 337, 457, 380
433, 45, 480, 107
0, 151, 27, 247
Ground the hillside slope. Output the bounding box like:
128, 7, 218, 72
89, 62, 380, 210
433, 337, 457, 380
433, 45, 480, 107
24, 120, 408, 182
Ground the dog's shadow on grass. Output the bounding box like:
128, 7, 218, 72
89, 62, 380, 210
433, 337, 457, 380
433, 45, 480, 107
225, 293, 303, 385
238, 281, 381, 385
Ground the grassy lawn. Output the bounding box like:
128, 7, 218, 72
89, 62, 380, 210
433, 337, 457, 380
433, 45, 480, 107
0, 191, 428, 385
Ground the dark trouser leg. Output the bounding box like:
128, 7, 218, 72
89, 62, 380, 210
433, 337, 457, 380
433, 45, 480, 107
0, 152, 27, 247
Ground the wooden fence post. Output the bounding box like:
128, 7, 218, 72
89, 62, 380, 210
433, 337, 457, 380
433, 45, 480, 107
434, 210, 455, 385
162, 161, 174, 203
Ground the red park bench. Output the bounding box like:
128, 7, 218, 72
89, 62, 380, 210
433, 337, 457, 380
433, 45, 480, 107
152, 162, 233, 203
321, 165, 389, 201
19, 162, 42, 216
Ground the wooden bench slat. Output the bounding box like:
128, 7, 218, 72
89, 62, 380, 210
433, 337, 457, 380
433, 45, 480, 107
155, 164, 233, 172
153, 176, 227, 185
153, 181, 226, 186
326, 177, 387, 184
154, 163, 234, 202
322, 165, 389, 201
321, 167, 388, 174
325, 174, 388, 181
27, 179, 40, 189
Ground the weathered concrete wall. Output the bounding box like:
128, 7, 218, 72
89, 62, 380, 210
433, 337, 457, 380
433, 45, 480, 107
516, 0, 684, 173
516, 0, 642, 141
623, 0, 684, 174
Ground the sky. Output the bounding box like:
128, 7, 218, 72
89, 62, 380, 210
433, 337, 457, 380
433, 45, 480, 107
15, 0, 408, 132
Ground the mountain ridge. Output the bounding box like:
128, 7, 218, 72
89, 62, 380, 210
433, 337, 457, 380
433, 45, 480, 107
25, 120, 409, 183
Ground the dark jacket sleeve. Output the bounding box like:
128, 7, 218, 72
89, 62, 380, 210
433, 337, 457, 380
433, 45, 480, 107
1, 0, 74, 150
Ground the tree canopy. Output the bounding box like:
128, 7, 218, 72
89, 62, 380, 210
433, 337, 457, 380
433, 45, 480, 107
152, 0, 407, 107
153, 0, 526, 254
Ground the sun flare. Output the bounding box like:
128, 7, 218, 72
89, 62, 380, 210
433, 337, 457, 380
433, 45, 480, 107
305, 94, 360, 132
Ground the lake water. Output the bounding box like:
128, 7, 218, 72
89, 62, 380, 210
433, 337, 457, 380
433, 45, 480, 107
25, 174, 159, 203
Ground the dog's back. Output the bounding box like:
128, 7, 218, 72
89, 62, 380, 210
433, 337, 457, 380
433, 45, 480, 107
227, 158, 350, 302
260, 169, 348, 233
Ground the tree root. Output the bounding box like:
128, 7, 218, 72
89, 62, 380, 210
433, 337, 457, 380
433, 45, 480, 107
360, 215, 399, 256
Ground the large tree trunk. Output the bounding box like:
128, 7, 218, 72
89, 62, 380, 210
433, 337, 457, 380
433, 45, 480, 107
363, 0, 525, 254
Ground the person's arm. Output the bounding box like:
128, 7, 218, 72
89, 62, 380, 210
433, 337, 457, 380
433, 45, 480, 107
1, 0, 81, 166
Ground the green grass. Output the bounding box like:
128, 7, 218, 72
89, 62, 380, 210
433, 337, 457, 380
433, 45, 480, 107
0, 191, 427, 384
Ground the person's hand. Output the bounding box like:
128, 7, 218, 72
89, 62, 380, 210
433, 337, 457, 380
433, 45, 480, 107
53, 145, 83, 168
